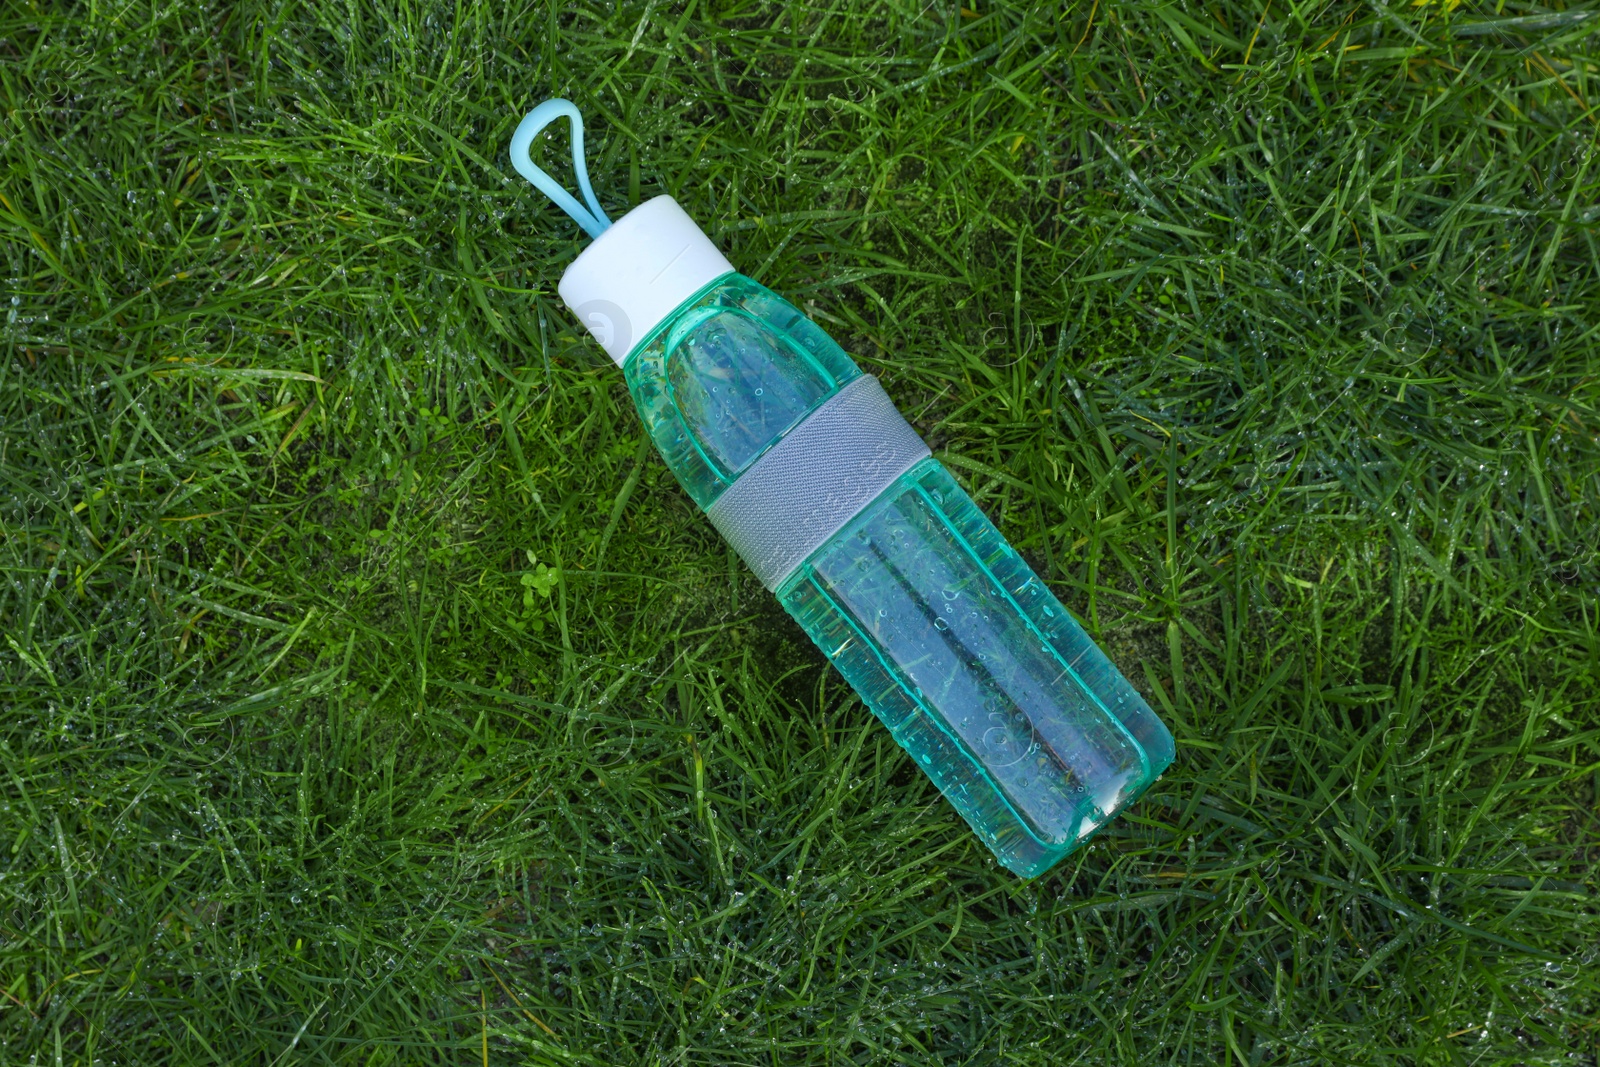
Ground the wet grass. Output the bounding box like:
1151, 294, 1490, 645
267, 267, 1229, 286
3, 0, 1600, 1063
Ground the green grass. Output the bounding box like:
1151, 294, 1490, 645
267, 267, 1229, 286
3, 0, 1599, 1062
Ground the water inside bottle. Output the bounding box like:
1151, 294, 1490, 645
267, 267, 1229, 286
623, 274, 1173, 877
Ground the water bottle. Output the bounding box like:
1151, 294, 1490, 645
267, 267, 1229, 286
511, 101, 1174, 877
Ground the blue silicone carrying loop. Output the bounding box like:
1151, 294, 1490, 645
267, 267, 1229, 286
509, 99, 612, 240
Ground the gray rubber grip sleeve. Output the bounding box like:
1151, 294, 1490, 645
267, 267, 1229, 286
706, 374, 931, 592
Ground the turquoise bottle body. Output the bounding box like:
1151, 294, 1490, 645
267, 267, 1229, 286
621, 271, 1173, 878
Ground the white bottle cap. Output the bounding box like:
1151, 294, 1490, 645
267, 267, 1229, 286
557, 195, 735, 366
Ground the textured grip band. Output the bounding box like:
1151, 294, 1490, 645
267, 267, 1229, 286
706, 374, 931, 592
